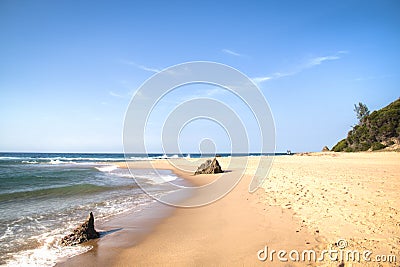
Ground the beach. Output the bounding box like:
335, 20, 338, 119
262, 152, 400, 265
58, 152, 399, 266
3, 1, 399, 266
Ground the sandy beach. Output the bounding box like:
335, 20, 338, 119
3, 1, 399, 266
262, 152, 400, 265
58, 152, 400, 266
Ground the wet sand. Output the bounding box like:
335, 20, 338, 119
58, 152, 400, 266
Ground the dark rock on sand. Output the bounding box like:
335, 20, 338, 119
61, 212, 100, 246
194, 158, 223, 175
322, 146, 330, 152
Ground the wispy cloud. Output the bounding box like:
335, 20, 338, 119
252, 72, 294, 85
122, 60, 161, 73
252, 51, 347, 85
252, 76, 272, 84
109, 90, 124, 98
108, 87, 138, 101
136, 64, 161, 73
306, 55, 340, 67
222, 49, 243, 57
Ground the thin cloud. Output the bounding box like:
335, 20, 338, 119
109, 91, 124, 98
252, 72, 294, 85
136, 64, 161, 73
122, 60, 161, 73
222, 49, 243, 57
252, 76, 272, 84
253, 51, 346, 85
307, 55, 340, 67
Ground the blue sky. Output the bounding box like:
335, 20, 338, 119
0, 0, 399, 153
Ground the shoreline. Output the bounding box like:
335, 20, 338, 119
57, 152, 400, 266
56, 162, 189, 267
56, 198, 176, 266
58, 156, 324, 266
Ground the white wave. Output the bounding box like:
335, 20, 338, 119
1, 154, 186, 163
129, 155, 182, 161
11, 156, 126, 163
45, 157, 122, 162
0, 156, 26, 160
52, 157, 125, 162
2, 197, 149, 267
3, 193, 159, 267
4, 229, 91, 267
152, 154, 181, 160
49, 159, 64, 165
49, 159, 61, 165
134, 172, 178, 184
0, 225, 14, 241
129, 156, 155, 161
158, 174, 178, 182
95, 165, 118, 172
22, 161, 39, 164
47, 159, 80, 165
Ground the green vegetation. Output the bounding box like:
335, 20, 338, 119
354, 102, 370, 123
332, 139, 347, 152
371, 142, 386, 151
332, 98, 400, 152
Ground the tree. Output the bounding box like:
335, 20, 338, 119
332, 99, 399, 152
354, 102, 369, 124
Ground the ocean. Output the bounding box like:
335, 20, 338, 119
0, 152, 188, 266
0, 152, 279, 266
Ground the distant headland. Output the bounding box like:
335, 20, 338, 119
332, 98, 400, 152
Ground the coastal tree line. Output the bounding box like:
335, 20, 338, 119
332, 98, 400, 152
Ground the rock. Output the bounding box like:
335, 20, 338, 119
194, 158, 223, 175
61, 212, 100, 246
322, 146, 330, 152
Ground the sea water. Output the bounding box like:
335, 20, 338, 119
0, 153, 184, 266
0, 152, 281, 266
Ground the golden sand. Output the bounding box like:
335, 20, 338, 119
59, 152, 400, 266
